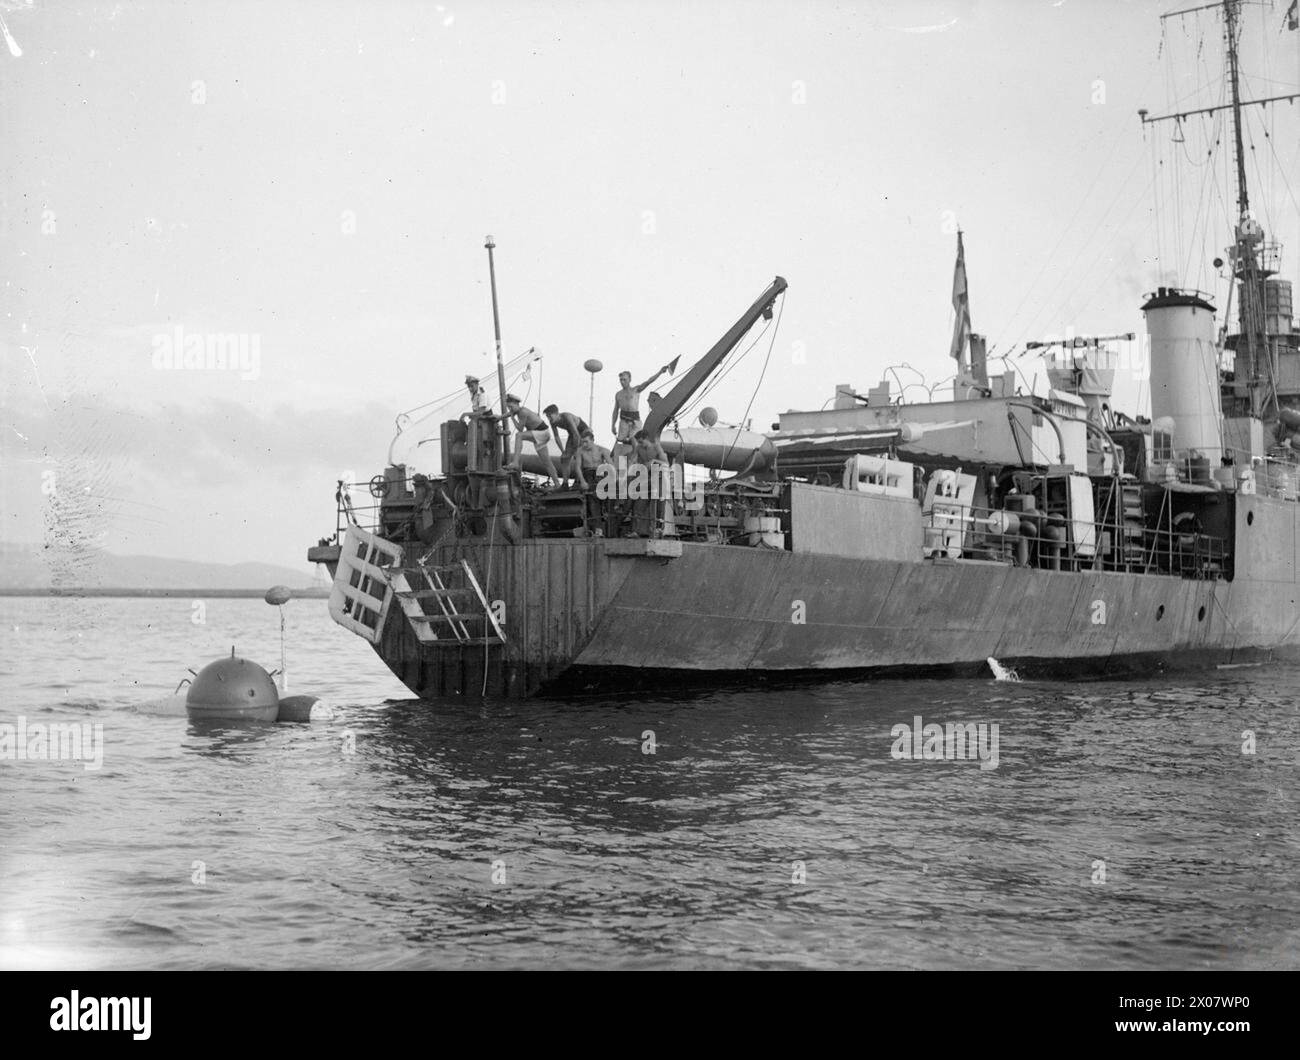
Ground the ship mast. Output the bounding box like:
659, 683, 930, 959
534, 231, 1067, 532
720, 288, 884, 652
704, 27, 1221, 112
1141, 0, 1299, 419
1224, 0, 1268, 415
1225, 0, 1249, 220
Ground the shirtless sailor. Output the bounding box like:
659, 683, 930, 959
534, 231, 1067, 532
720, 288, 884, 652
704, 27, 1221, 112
611, 362, 675, 445
500, 394, 560, 486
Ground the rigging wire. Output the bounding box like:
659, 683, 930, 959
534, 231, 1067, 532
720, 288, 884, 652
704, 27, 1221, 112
721, 294, 785, 469
1179, 102, 1227, 288
677, 314, 775, 424
1025, 0, 1292, 356
1008, 148, 1150, 356
1067, 195, 1159, 323
1241, 86, 1277, 238
398, 356, 541, 464
1001, 117, 1147, 344
1257, 106, 1300, 219
482, 504, 498, 698
998, 33, 1168, 345
1151, 113, 1164, 279
395, 347, 539, 424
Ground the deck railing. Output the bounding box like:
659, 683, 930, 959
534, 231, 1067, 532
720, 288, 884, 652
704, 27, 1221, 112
922, 502, 1228, 578
334, 483, 383, 540
1147, 447, 1300, 501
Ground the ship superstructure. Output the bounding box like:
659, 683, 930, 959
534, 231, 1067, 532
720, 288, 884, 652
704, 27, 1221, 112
309, 0, 1300, 699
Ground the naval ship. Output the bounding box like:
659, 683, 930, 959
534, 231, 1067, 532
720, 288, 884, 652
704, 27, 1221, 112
308, 0, 1300, 698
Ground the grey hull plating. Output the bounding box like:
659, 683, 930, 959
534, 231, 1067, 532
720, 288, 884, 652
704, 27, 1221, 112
366, 491, 1300, 699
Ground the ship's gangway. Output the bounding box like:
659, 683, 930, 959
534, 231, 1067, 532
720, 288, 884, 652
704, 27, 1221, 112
390, 559, 506, 647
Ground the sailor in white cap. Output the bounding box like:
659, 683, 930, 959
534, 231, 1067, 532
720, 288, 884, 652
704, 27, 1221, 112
464, 374, 488, 412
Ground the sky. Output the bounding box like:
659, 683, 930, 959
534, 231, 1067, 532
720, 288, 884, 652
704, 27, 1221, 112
1, 0, 1298, 574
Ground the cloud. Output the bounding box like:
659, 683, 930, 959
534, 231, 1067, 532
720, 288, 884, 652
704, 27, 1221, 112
891, 18, 959, 34
3, 396, 396, 488
1, 394, 410, 566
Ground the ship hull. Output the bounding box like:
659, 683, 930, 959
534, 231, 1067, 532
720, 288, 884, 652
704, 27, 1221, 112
365, 492, 1300, 698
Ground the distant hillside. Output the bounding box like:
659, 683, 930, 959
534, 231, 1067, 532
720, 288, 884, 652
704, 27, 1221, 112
0, 542, 323, 591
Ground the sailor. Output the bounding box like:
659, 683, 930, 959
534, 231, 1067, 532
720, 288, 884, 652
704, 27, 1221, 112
611, 363, 675, 445
629, 430, 670, 537
571, 428, 613, 490
465, 375, 488, 412
543, 404, 590, 487
631, 429, 668, 468
499, 394, 560, 486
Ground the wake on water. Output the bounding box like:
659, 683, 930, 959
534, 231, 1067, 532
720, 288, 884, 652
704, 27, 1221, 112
987, 657, 1021, 682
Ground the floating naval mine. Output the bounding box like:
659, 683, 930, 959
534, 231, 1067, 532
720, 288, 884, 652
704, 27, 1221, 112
184, 651, 281, 723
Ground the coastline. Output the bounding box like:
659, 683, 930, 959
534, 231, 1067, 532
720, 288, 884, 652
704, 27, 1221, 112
0, 588, 331, 599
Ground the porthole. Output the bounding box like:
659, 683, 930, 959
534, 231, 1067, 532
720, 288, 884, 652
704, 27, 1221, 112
1197, 606, 1206, 622
1247, 511, 1254, 526
1156, 605, 1165, 621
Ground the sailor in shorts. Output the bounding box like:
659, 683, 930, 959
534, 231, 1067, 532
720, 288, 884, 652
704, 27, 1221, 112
543, 404, 590, 487
501, 394, 560, 487
611, 364, 674, 446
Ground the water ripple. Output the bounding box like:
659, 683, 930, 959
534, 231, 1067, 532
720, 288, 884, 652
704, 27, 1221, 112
1, 597, 1298, 968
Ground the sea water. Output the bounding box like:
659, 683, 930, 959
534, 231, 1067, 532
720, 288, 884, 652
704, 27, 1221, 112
1, 596, 1297, 969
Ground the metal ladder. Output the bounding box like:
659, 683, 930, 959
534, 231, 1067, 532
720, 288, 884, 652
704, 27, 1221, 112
391, 559, 506, 647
